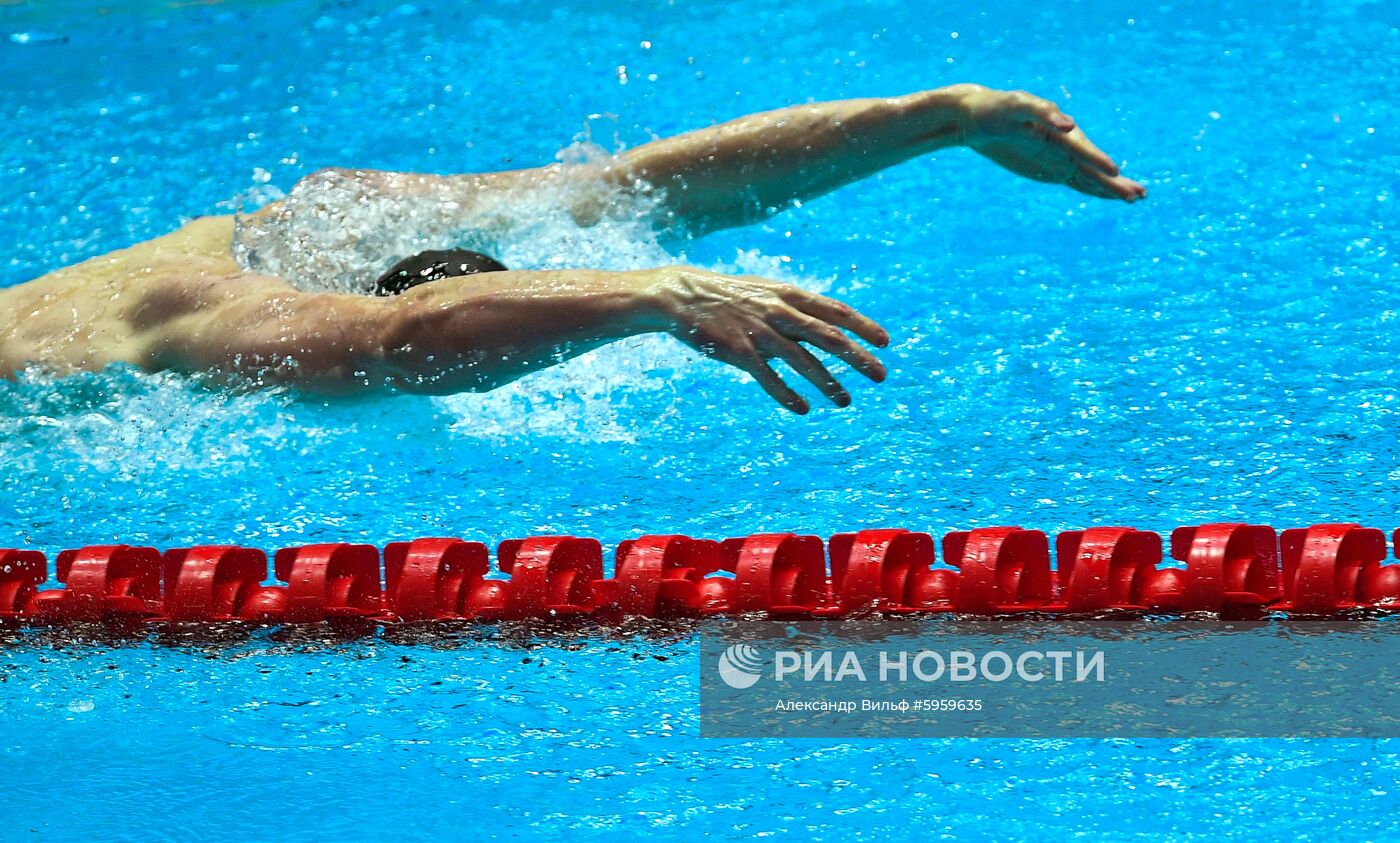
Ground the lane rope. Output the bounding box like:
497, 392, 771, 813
3, 523, 1399, 626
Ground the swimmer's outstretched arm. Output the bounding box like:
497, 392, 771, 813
595, 84, 1146, 234
148, 267, 888, 413
252, 85, 1144, 246
270, 85, 1145, 240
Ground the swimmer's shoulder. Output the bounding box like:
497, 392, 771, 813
19, 215, 241, 290
0, 218, 249, 341
94, 215, 243, 280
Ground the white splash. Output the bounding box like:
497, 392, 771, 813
0, 367, 300, 477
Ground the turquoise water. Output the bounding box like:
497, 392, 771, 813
2, 0, 1399, 838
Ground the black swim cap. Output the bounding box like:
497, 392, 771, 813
373, 249, 509, 296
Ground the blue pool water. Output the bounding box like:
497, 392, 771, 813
2, 0, 1399, 838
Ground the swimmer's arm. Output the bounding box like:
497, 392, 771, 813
594, 84, 1146, 234
146, 269, 889, 411
375, 267, 890, 412
322, 89, 985, 230
256, 86, 1142, 239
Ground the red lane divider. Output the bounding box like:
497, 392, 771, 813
4, 523, 1400, 627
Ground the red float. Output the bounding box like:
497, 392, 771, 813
270, 543, 383, 623
827, 529, 939, 615
943, 527, 1053, 613
720, 533, 826, 616
1277, 524, 1389, 613
163, 546, 268, 621
611, 535, 728, 618
497, 536, 603, 619
0, 549, 46, 620
383, 538, 492, 621
33, 545, 163, 622
1053, 527, 1163, 612
1166, 524, 1280, 612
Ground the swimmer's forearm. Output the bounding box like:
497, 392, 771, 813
375, 265, 889, 411
376, 269, 667, 394
603, 85, 982, 234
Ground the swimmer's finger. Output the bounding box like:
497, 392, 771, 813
1017, 97, 1076, 134
769, 312, 887, 383
1068, 166, 1121, 200
763, 339, 851, 408
738, 355, 810, 414
774, 288, 890, 347
1052, 126, 1121, 176
1073, 163, 1147, 202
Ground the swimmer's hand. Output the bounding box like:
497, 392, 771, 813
955, 85, 1147, 202
641, 267, 890, 414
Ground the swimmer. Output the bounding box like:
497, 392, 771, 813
0, 84, 1144, 413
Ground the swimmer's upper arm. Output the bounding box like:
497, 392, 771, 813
137, 273, 397, 393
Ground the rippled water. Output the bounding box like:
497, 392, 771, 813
2, 0, 1398, 838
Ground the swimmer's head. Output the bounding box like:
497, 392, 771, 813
373, 249, 509, 296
